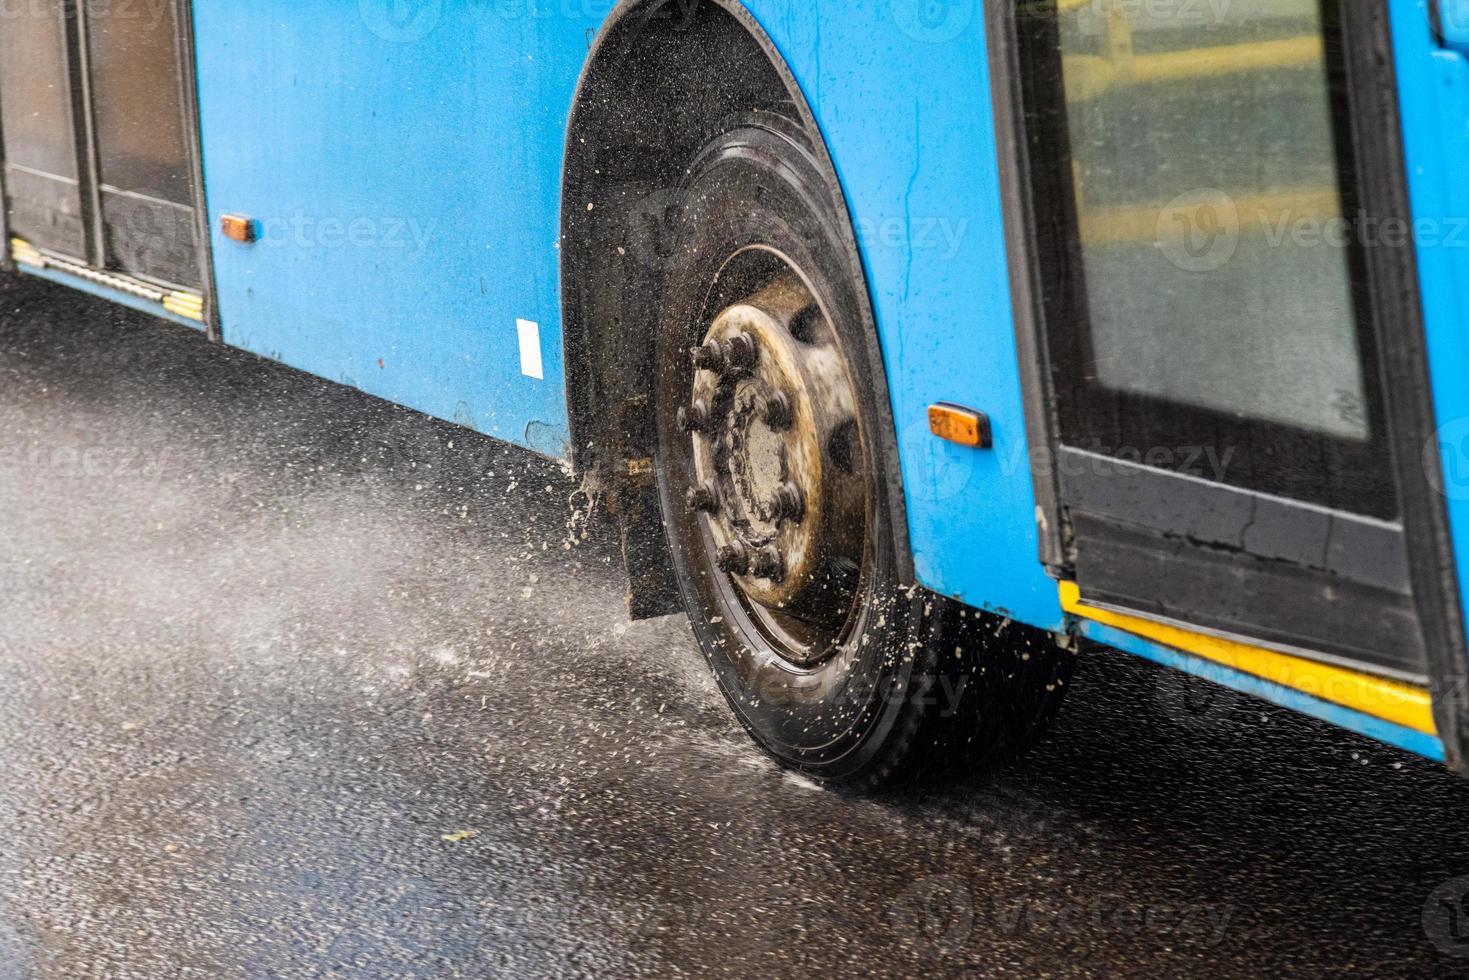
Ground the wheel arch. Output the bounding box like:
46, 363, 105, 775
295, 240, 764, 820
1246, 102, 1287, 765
560, 0, 912, 616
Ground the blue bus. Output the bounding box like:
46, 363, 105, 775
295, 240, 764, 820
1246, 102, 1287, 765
3, 0, 1468, 788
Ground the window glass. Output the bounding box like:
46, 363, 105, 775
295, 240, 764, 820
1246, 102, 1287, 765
0, 6, 76, 180
86, 2, 194, 205
1057, 0, 1368, 440
0, 5, 86, 257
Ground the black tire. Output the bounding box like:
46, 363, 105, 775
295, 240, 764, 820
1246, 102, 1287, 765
652, 114, 1072, 789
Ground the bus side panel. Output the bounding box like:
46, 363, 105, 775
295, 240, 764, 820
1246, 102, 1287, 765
193, 0, 1063, 631
1390, 1, 1469, 672
739, 3, 1064, 629
190, 1, 596, 457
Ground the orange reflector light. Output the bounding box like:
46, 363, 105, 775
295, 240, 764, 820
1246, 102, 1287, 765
928, 403, 992, 449
220, 214, 258, 243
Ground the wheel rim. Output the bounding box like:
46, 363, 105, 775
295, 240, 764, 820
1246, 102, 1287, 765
673, 246, 872, 669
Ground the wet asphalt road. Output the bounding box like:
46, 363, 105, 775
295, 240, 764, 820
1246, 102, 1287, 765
3, 272, 1469, 978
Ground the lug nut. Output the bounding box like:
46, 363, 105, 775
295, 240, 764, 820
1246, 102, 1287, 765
716, 541, 750, 575
686, 481, 719, 515
773, 482, 804, 523
762, 391, 793, 431
690, 341, 726, 373
676, 399, 712, 434
750, 545, 785, 582
723, 332, 758, 375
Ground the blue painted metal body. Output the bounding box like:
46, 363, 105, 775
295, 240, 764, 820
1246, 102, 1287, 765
43, 0, 1447, 761
187, 0, 1061, 630
1391, 0, 1469, 709
191, 1, 594, 458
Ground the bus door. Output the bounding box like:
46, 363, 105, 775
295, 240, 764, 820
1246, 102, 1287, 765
1, 0, 206, 291
0, 6, 85, 259
1009, 0, 1431, 681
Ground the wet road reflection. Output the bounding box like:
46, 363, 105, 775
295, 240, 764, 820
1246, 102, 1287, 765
2, 275, 1467, 977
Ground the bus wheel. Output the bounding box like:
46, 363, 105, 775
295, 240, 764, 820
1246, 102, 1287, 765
651, 116, 1073, 789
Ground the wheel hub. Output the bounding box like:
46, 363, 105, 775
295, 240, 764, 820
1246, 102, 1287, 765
679, 271, 866, 645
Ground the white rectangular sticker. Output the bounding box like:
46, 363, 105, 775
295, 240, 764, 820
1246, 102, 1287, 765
516, 318, 544, 380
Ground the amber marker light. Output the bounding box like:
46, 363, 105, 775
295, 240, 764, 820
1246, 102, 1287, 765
928, 403, 992, 449
220, 214, 258, 244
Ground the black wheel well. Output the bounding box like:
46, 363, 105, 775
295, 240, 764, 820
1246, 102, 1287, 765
562, 0, 797, 477
560, 0, 911, 616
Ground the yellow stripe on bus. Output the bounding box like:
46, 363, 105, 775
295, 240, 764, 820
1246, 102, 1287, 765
1059, 581, 1437, 736
163, 290, 205, 322
9, 238, 43, 268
